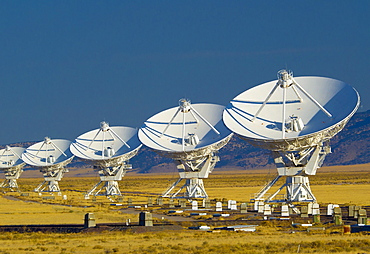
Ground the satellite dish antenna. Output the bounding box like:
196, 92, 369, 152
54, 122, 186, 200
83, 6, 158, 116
0, 146, 26, 192
223, 70, 360, 205
70, 121, 142, 199
22, 137, 74, 194
139, 98, 233, 199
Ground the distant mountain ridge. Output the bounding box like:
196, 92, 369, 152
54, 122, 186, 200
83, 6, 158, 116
3, 110, 370, 174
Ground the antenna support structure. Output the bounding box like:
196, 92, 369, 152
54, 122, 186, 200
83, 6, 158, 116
84, 151, 139, 199
0, 165, 24, 191
22, 138, 74, 195
253, 142, 331, 203
223, 69, 360, 208
250, 70, 334, 203
33, 138, 73, 194
162, 151, 221, 199
160, 99, 223, 199
0, 146, 26, 192
139, 99, 232, 200
34, 164, 71, 194
70, 122, 142, 200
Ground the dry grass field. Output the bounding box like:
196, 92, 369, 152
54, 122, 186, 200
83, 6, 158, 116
0, 163, 370, 253
1, 229, 370, 254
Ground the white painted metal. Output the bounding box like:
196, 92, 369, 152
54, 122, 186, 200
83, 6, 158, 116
70, 122, 142, 198
139, 99, 231, 155
223, 72, 360, 151
223, 70, 360, 204
22, 138, 74, 194
281, 205, 289, 217
263, 204, 272, 215
0, 146, 26, 191
216, 201, 222, 211
139, 99, 233, 199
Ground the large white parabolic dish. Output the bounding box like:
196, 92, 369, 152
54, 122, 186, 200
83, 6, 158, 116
0, 146, 25, 170
70, 124, 142, 164
22, 138, 74, 168
138, 101, 233, 160
70, 122, 141, 198
223, 76, 360, 151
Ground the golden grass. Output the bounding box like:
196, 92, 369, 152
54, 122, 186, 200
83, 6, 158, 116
1, 163, 369, 225
311, 184, 370, 204
0, 194, 138, 225
0, 228, 370, 253
0, 164, 369, 253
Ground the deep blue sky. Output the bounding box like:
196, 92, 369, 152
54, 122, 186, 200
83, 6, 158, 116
0, 1, 369, 145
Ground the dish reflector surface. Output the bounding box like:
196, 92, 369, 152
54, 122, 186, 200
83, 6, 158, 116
70, 124, 141, 161
138, 101, 232, 154
0, 146, 25, 169
22, 138, 73, 167
223, 76, 360, 151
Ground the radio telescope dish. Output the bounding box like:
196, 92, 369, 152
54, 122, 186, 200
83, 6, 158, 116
70, 121, 142, 199
139, 98, 233, 199
223, 70, 360, 205
0, 146, 26, 192
22, 138, 74, 194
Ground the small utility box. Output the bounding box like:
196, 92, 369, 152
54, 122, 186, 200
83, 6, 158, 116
156, 197, 163, 206
139, 211, 153, 226
240, 203, 248, 214
281, 205, 289, 217
358, 209, 367, 224
301, 206, 309, 218
349, 205, 354, 217
312, 203, 320, 215
84, 213, 96, 228
230, 200, 237, 210
203, 199, 211, 209
333, 207, 342, 226
354, 206, 361, 218
179, 199, 186, 208
127, 198, 132, 206
263, 204, 272, 215
192, 200, 198, 210
216, 202, 222, 212
147, 197, 153, 207
169, 199, 175, 208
